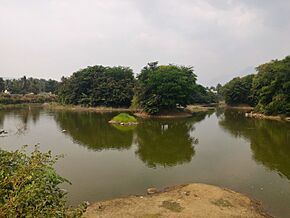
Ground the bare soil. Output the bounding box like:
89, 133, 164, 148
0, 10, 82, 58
84, 183, 271, 218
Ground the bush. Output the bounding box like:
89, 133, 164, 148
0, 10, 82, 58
0, 146, 86, 217
111, 113, 137, 123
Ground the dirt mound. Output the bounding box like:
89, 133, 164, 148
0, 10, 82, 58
84, 183, 271, 218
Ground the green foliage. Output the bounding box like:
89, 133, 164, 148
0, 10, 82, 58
221, 74, 255, 106
192, 85, 218, 104
58, 66, 135, 107
0, 78, 4, 92
221, 56, 290, 116
0, 146, 86, 217
252, 56, 290, 116
111, 113, 137, 123
3, 77, 59, 94
136, 62, 199, 114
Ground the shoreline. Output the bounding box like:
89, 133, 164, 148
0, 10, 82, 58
219, 103, 290, 122
134, 111, 193, 119
84, 183, 271, 218
245, 112, 290, 122
42, 103, 136, 113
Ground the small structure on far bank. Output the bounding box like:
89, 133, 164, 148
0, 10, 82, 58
109, 113, 138, 125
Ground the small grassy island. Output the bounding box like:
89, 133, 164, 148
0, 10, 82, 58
109, 113, 138, 125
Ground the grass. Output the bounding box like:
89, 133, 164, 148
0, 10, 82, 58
111, 113, 137, 123
160, 200, 184, 212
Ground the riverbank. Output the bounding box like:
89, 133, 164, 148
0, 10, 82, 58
218, 102, 254, 111
245, 112, 290, 122
84, 183, 270, 218
218, 103, 290, 122
43, 103, 135, 113
134, 110, 193, 119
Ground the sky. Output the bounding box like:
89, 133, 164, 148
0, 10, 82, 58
0, 0, 289, 86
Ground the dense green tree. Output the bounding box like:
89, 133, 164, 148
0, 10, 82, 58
252, 56, 290, 115
0, 78, 4, 92
136, 62, 199, 114
221, 74, 255, 106
58, 66, 135, 107
192, 85, 218, 104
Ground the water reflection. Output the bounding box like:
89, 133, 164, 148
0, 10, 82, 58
219, 109, 290, 179
135, 113, 208, 168
0, 107, 41, 135
54, 112, 134, 151
53, 110, 210, 167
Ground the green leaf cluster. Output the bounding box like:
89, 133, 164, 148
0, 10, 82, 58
0, 146, 86, 217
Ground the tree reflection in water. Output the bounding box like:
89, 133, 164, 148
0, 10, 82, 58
54, 112, 134, 151
54, 110, 213, 168
219, 109, 290, 179
135, 112, 209, 168
0, 107, 41, 135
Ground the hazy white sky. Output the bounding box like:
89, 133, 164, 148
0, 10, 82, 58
0, 0, 289, 85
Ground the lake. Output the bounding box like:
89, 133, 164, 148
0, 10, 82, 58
0, 106, 290, 217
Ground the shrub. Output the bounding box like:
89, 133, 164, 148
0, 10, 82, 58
0, 146, 86, 217
111, 113, 137, 123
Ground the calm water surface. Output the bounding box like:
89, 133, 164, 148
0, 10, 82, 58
0, 107, 290, 217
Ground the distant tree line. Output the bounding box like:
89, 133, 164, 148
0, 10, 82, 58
0, 76, 59, 94
58, 62, 217, 114
221, 56, 290, 116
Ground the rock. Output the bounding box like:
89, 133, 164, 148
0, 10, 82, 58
0, 129, 8, 134
147, 188, 158, 195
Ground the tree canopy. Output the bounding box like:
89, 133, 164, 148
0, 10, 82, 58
135, 62, 214, 114
221, 74, 255, 106
58, 65, 135, 107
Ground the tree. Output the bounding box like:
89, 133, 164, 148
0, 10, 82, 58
252, 56, 290, 115
0, 78, 4, 92
221, 74, 255, 106
136, 63, 198, 114
58, 65, 135, 107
